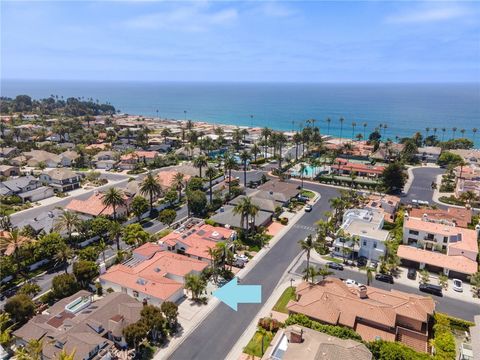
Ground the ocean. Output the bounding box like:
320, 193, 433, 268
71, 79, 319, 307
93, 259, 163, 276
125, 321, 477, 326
2, 80, 479, 146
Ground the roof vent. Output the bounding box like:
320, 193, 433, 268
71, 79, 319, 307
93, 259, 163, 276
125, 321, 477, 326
154, 267, 161, 273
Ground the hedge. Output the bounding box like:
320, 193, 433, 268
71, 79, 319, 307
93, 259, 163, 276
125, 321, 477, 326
436, 313, 474, 332
367, 340, 432, 360
284, 314, 362, 341
315, 176, 380, 190
431, 313, 456, 360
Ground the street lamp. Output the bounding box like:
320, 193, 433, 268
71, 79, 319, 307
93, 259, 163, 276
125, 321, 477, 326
290, 278, 294, 289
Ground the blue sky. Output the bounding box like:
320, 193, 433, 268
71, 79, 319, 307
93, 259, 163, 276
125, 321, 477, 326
1, 0, 479, 82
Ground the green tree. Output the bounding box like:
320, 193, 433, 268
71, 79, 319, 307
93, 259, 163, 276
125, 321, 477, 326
240, 150, 251, 187
381, 162, 406, 194
317, 265, 334, 281
52, 273, 79, 299
298, 234, 317, 270
90, 216, 112, 238
140, 305, 168, 342
4, 294, 35, 325
0, 312, 13, 347
419, 269, 430, 285
73, 260, 99, 288
54, 210, 81, 245
299, 163, 307, 188
140, 172, 162, 214
438, 274, 448, 290
187, 177, 205, 192
161, 301, 179, 330
205, 166, 217, 204
102, 187, 126, 222
187, 190, 207, 217
233, 196, 260, 239
223, 154, 237, 197
123, 321, 149, 351
54, 244, 74, 274
0, 229, 34, 278
158, 208, 177, 227
18, 283, 41, 298
185, 273, 206, 301
471, 272, 480, 298
108, 221, 123, 251
131, 195, 149, 222
164, 188, 178, 206
14, 338, 43, 360
302, 266, 318, 283
35, 232, 66, 259
122, 223, 150, 247
193, 155, 209, 178
78, 246, 100, 262
437, 151, 463, 168
172, 172, 185, 201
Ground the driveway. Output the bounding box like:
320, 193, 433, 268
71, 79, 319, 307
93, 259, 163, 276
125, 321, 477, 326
402, 167, 445, 206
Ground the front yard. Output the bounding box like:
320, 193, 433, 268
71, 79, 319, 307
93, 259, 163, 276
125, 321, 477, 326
272, 287, 295, 313
243, 330, 274, 358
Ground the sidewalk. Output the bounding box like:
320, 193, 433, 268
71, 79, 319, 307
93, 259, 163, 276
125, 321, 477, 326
309, 250, 480, 304
155, 191, 321, 359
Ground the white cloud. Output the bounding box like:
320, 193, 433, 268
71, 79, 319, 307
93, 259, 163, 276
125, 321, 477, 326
385, 5, 470, 24
260, 2, 296, 18
125, 5, 238, 32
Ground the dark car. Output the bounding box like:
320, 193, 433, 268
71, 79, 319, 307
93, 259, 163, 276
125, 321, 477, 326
375, 273, 394, 284
357, 257, 367, 267
407, 268, 417, 280
419, 283, 443, 297
327, 262, 344, 271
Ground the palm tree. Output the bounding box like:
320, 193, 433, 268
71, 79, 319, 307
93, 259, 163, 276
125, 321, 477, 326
108, 221, 123, 251
299, 163, 307, 188
57, 349, 76, 360
139, 172, 162, 215
97, 239, 110, 264
339, 117, 345, 142
14, 338, 43, 360
102, 187, 125, 222
261, 127, 272, 158
251, 143, 261, 163
302, 266, 318, 284
317, 265, 334, 281
425, 127, 430, 141
276, 132, 287, 170
0, 230, 33, 277
452, 127, 457, 140
193, 155, 208, 178
205, 166, 216, 204
240, 150, 251, 187
473, 128, 478, 143
55, 245, 74, 274
460, 128, 466, 138
298, 234, 317, 270
54, 210, 81, 245
441, 127, 446, 141
363, 122, 367, 140
171, 172, 185, 201
293, 132, 302, 161
233, 196, 259, 237
223, 155, 237, 197
326, 117, 331, 135
0, 312, 13, 347
205, 247, 221, 281
351, 122, 356, 140
161, 128, 172, 143
184, 274, 206, 301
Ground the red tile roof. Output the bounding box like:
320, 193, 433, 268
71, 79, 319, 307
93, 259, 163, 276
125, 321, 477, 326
409, 207, 472, 228
66, 192, 128, 217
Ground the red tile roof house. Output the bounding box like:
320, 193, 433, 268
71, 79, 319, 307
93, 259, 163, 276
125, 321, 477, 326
287, 278, 436, 353
119, 151, 158, 170
398, 213, 479, 280
158, 222, 236, 262
331, 158, 385, 178
100, 243, 207, 305
65, 191, 130, 219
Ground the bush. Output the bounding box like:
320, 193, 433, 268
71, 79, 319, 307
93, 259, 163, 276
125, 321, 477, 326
431, 313, 456, 360
436, 313, 474, 332
367, 340, 431, 360
204, 218, 217, 226
279, 217, 288, 225
285, 314, 362, 341
258, 317, 283, 333
52, 273, 79, 299
4, 294, 35, 325
156, 228, 172, 240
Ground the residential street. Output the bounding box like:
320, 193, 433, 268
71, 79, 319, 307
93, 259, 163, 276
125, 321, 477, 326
168, 182, 340, 360
401, 166, 445, 206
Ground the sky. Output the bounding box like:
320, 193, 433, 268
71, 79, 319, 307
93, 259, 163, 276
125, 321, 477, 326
1, 0, 480, 83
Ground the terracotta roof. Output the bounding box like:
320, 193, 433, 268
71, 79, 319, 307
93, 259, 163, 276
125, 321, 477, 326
66, 192, 128, 217
100, 251, 207, 301
397, 245, 478, 275
120, 151, 157, 161
155, 170, 192, 189
332, 160, 385, 175
409, 207, 472, 228
355, 322, 396, 342
287, 278, 435, 342
133, 242, 163, 259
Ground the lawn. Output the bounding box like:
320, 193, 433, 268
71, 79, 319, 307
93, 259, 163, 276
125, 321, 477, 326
272, 286, 296, 313
300, 189, 315, 199
322, 256, 342, 264
244, 330, 274, 358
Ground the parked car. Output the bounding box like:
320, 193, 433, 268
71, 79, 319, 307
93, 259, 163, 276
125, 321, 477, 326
357, 257, 367, 267
452, 279, 463, 292
327, 262, 344, 270
407, 268, 417, 280
345, 279, 361, 286
419, 283, 443, 297
235, 254, 249, 263
304, 204, 313, 212
418, 200, 430, 206
375, 273, 394, 284
368, 260, 379, 270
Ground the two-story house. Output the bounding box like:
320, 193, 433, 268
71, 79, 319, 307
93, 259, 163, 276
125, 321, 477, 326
0, 175, 54, 202
40, 168, 81, 193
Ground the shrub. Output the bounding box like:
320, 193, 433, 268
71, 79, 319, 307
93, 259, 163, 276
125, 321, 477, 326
431, 313, 456, 360
204, 218, 217, 226
258, 317, 283, 333
436, 313, 474, 332
106, 287, 115, 293
280, 217, 288, 225
367, 340, 431, 360
285, 314, 362, 341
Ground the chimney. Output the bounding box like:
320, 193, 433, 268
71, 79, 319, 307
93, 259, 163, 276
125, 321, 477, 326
289, 326, 303, 343
357, 285, 368, 299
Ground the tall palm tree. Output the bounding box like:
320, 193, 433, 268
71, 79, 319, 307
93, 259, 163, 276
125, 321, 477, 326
205, 166, 216, 204
161, 128, 172, 143
54, 210, 81, 245
223, 155, 237, 197
193, 155, 208, 178
55, 245, 74, 274
473, 128, 478, 143
240, 150, 251, 187
261, 127, 272, 158
362, 122, 367, 140
108, 221, 123, 251
298, 234, 317, 270
97, 239, 111, 264
299, 163, 307, 188
140, 172, 162, 214
326, 117, 331, 135
0, 230, 34, 278
425, 127, 430, 141
293, 132, 302, 161
302, 266, 318, 284
452, 127, 457, 140
171, 172, 185, 201
251, 143, 261, 163
14, 339, 43, 360
276, 132, 287, 170
339, 117, 345, 142
233, 196, 259, 237
441, 127, 446, 141
102, 187, 126, 222
460, 129, 466, 138
351, 122, 356, 140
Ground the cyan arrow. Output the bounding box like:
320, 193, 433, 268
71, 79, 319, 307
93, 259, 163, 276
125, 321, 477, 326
213, 277, 261, 311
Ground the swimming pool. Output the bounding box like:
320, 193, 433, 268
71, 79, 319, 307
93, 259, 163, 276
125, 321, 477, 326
291, 164, 324, 178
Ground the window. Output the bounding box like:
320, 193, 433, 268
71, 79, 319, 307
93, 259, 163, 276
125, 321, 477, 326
133, 291, 139, 298
409, 230, 419, 235
363, 241, 367, 246
443, 237, 448, 243
373, 242, 377, 249
114, 335, 122, 342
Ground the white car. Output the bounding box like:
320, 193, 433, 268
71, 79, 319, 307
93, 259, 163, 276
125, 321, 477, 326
235, 254, 249, 263
452, 279, 463, 292
418, 200, 430, 206
345, 279, 360, 286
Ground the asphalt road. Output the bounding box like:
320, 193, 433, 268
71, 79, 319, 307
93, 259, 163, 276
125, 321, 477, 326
168, 182, 340, 360
401, 167, 445, 206
293, 260, 479, 321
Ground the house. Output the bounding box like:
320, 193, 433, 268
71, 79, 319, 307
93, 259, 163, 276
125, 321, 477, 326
40, 168, 81, 193
449, 149, 480, 165
0, 165, 20, 177
408, 207, 472, 228
0, 147, 18, 159
398, 213, 479, 279
416, 146, 442, 163
23, 150, 62, 168
66, 191, 129, 218
229, 193, 277, 213
12, 291, 142, 360
287, 278, 435, 353
366, 194, 400, 222
155, 170, 192, 190
14, 209, 63, 235
60, 150, 80, 167
333, 209, 390, 261
91, 151, 118, 170
256, 179, 300, 205
370, 143, 405, 162
9, 155, 27, 166
263, 325, 372, 360
210, 204, 273, 230
331, 158, 385, 178
455, 178, 480, 199
100, 244, 207, 305
119, 151, 158, 170
158, 222, 236, 262
0, 175, 42, 196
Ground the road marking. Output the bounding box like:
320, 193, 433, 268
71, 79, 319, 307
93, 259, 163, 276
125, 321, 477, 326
293, 224, 317, 232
